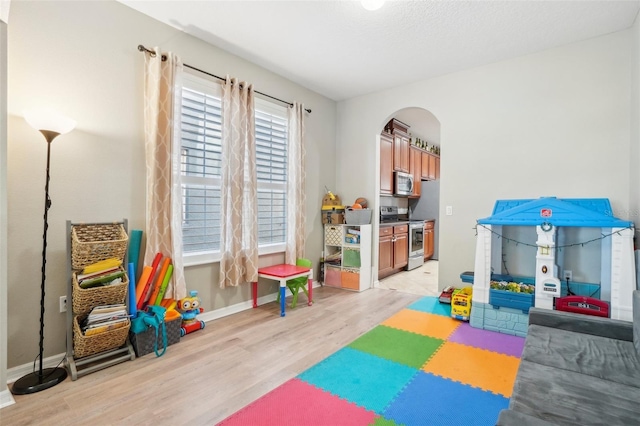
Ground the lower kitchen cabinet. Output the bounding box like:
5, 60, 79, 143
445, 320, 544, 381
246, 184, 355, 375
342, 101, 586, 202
379, 224, 409, 279
424, 220, 435, 261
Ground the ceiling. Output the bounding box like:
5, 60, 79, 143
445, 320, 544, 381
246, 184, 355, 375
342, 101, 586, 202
119, 1, 640, 101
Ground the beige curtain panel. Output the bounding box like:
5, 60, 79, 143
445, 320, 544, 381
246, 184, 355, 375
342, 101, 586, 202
219, 76, 259, 288
142, 47, 187, 300
285, 102, 307, 265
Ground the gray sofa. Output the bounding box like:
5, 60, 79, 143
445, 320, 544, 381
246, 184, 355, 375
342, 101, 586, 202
497, 290, 640, 426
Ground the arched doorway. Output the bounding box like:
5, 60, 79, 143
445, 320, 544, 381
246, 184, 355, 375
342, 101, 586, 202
374, 107, 442, 296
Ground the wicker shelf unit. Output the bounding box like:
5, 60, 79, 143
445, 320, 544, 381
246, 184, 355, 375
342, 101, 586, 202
65, 219, 136, 380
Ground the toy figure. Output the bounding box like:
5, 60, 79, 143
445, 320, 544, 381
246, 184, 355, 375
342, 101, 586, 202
176, 290, 205, 336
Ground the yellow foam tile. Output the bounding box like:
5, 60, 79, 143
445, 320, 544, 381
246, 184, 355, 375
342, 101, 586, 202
382, 309, 461, 340
422, 341, 521, 397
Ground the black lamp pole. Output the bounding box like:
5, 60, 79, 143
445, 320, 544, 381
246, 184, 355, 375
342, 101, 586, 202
12, 130, 68, 394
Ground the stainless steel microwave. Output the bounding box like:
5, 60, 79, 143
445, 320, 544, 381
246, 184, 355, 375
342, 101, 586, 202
394, 171, 414, 196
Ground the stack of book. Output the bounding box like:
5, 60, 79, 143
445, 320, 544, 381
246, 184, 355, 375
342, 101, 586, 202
81, 304, 129, 336
77, 258, 125, 289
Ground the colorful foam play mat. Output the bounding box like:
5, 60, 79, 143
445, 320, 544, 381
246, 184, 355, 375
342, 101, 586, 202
217, 296, 525, 426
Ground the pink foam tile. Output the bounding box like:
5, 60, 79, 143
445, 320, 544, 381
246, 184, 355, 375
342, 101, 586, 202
217, 378, 378, 426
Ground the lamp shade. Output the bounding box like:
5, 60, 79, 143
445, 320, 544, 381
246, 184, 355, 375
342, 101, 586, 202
23, 108, 76, 135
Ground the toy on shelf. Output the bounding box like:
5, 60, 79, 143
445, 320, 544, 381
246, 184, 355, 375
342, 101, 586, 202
451, 287, 473, 321
439, 286, 455, 304
176, 290, 205, 336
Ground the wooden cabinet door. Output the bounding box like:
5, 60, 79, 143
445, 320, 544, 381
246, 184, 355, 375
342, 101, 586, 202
435, 156, 440, 180
379, 234, 393, 275
380, 133, 394, 195
393, 133, 410, 173
393, 233, 408, 269
427, 154, 437, 180
424, 221, 435, 260
410, 147, 421, 197
421, 151, 431, 180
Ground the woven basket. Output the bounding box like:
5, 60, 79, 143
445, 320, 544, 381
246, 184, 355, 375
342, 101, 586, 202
72, 268, 128, 315
71, 224, 128, 270
73, 315, 130, 359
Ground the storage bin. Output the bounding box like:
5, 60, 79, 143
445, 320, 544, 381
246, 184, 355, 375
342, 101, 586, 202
73, 315, 130, 359
71, 223, 128, 270
129, 317, 182, 357
72, 268, 128, 316
343, 249, 361, 268
325, 225, 342, 246
324, 265, 342, 287
341, 269, 360, 290
345, 208, 372, 225
489, 289, 534, 313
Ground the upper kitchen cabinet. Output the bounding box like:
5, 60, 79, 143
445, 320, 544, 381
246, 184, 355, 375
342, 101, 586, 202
380, 132, 394, 196
385, 119, 410, 173
410, 146, 421, 198
421, 151, 440, 181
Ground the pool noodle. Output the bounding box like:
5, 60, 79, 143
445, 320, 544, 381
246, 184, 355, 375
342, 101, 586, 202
135, 266, 153, 309
148, 257, 170, 305
154, 264, 174, 305
139, 253, 162, 309
127, 262, 137, 318
129, 230, 143, 281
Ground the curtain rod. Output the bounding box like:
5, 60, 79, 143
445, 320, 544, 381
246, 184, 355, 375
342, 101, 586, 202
138, 45, 312, 114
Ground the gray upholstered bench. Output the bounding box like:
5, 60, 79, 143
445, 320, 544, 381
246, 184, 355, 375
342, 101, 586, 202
497, 290, 640, 425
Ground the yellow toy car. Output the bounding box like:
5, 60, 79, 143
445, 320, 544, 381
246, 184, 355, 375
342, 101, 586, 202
451, 287, 473, 321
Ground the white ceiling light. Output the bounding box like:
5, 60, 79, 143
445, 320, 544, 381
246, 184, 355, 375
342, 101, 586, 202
361, 0, 385, 11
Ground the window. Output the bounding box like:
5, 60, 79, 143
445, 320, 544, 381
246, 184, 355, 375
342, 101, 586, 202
179, 73, 288, 265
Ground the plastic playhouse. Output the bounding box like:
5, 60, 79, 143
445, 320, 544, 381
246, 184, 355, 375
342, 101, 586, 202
468, 197, 636, 336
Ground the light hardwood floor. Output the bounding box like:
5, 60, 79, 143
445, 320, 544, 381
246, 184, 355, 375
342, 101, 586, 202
2, 287, 420, 425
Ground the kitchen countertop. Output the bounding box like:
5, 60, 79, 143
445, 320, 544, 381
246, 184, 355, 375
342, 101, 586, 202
379, 218, 436, 226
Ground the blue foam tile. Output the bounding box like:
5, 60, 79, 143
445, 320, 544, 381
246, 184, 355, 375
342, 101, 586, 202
382, 371, 509, 426
406, 296, 451, 317
298, 347, 418, 414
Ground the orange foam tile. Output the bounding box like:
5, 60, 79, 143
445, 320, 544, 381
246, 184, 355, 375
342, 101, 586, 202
382, 309, 461, 340
422, 341, 521, 397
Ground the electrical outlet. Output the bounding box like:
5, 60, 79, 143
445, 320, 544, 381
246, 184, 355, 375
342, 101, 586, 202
563, 270, 572, 281
59, 296, 67, 313
446, 206, 453, 216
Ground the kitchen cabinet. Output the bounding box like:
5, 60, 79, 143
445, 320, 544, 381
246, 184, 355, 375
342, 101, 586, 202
378, 224, 409, 279
424, 220, 435, 261
393, 225, 409, 269
378, 226, 394, 277
385, 118, 410, 174
420, 151, 440, 181
323, 224, 372, 292
380, 132, 394, 195
379, 224, 409, 279
393, 132, 410, 173
410, 147, 421, 198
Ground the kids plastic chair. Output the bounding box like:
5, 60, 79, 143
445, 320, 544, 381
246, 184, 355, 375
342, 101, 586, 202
277, 258, 312, 309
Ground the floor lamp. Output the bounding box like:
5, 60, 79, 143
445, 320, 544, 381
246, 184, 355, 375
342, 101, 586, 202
11, 109, 76, 395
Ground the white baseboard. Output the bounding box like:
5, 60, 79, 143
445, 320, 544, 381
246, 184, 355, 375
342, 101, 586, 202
6, 282, 321, 386
0, 389, 15, 409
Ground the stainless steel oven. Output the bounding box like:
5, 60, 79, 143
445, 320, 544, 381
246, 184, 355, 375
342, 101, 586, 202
407, 221, 424, 270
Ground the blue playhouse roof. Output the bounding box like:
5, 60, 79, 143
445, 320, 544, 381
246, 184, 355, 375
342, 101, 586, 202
477, 197, 633, 228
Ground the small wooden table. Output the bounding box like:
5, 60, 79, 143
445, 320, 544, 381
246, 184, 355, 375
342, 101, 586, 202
252, 264, 313, 317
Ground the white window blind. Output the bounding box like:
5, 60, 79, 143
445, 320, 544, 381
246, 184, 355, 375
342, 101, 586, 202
179, 73, 288, 262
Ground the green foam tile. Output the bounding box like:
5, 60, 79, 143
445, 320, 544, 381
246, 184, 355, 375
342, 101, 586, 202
348, 325, 444, 369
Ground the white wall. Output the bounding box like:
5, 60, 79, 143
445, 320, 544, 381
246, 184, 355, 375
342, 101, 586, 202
337, 30, 634, 290
632, 14, 640, 225
1, 18, 11, 404
6, 0, 336, 369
